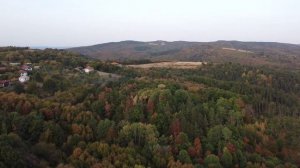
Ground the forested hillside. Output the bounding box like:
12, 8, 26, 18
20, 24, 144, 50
0, 47, 300, 168
68, 41, 300, 69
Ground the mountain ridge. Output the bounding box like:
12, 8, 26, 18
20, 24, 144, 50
67, 40, 300, 69
70, 40, 300, 49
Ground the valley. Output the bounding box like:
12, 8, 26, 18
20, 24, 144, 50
0, 46, 299, 168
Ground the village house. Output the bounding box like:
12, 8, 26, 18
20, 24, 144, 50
0, 80, 10, 88
84, 66, 94, 73
19, 70, 30, 83
21, 65, 32, 71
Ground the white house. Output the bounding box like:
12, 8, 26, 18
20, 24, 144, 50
84, 66, 94, 73
19, 70, 30, 83
19, 76, 30, 83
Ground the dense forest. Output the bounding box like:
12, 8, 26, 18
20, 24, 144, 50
0, 47, 300, 168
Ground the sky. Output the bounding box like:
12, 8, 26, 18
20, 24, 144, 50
0, 0, 300, 47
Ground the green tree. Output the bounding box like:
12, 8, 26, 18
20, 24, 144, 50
39, 122, 65, 146
15, 113, 44, 143
26, 82, 38, 94
129, 104, 144, 122
221, 148, 233, 168
0, 134, 28, 168
14, 83, 24, 94
204, 154, 222, 168
119, 123, 158, 149
178, 149, 192, 164
43, 78, 58, 94
32, 142, 64, 167
96, 119, 115, 140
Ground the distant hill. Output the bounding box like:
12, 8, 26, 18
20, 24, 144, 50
68, 40, 300, 69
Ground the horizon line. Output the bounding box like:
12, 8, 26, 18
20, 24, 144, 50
1, 39, 299, 49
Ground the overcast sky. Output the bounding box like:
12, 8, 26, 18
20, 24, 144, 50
1, 0, 300, 47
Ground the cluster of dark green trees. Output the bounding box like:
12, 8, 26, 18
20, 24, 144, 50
0, 48, 299, 167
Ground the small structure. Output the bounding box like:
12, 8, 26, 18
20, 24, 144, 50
84, 66, 94, 73
19, 76, 30, 83
20, 70, 28, 76
74, 66, 83, 72
0, 67, 7, 72
34, 66, 40, 70
21, 65, 32, 71
111, 62, 122, 67
9, 63, 20, 66
19, 70, 30, 83
0, 80, 10, 88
